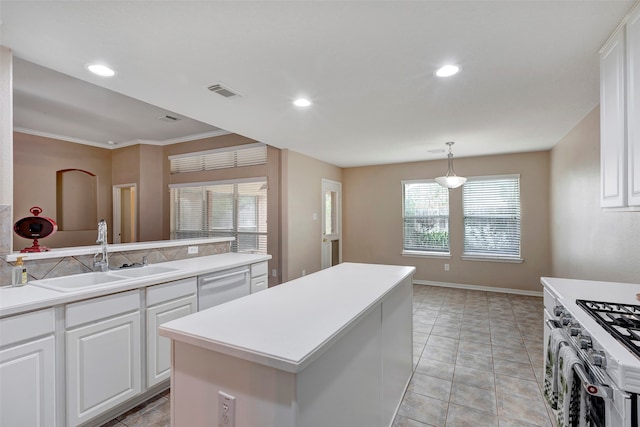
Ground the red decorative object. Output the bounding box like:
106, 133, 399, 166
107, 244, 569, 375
13, 206, 58, 253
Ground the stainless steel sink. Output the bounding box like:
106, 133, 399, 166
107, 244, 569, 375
29, 271, 129, 292
111, 265, 178, 278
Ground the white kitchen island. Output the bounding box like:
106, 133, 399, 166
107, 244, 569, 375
159, 262, 415, 427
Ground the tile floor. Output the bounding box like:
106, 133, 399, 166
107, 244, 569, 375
102, 284, 552, 427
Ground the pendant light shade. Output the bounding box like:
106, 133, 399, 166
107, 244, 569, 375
435, 142, 467, 189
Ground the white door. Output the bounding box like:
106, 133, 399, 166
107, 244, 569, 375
0, 336, 56, 427
321, 179, 342, 269
146, 295, 197, 388
66, 312, 141, 426
112, 184, 137, 243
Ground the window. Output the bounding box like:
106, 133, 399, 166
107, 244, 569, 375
402, 180, 449, 255
169, 143, 267, 174
170, 178, 267, 254
463, 175, 521, 260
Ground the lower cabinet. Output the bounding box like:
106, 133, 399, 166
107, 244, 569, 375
250, 261, 269, 293
65, 291, 141, 427
146, 278, 197, 388
0, 308, 56, 427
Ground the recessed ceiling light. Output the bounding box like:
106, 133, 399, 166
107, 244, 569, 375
87, 63, 116, 77
434, 64, 460, 78
293, 98, 312, 107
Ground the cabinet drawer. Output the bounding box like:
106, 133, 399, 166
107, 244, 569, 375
251, 261, 268, 278
66, 290, 140, 329
0, 308, 55, 347
147, 277, 197, 307
251, 276, 268, 294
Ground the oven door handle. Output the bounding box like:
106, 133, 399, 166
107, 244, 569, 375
570, 359, 613, 399
546, 319, 614, 400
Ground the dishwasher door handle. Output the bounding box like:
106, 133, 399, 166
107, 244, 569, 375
199, 269, 248, 286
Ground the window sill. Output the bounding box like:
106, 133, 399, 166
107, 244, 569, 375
461, 255, 523, 264
402, 251, 451, 259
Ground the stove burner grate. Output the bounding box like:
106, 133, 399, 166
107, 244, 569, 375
576, 299, 640, 360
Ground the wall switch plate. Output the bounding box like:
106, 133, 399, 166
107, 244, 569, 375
444, 264, 450, 271
218, 391, 236, 427
187, 246, 198, 254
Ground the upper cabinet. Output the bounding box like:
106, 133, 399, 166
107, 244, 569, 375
601, 4, 640, 208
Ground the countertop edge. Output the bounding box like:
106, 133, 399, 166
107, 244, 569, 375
0, 253, 271, 318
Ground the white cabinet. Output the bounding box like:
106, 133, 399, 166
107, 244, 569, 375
627, 6, 640, 205
65, 290, 141, 427
250, 261, 268, 293
601, 4, 640, 208
0, 308, 56, 427
146, 278, 197, 388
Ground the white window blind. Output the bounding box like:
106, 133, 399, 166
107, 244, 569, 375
169, 143, 267, 174
463, 175, 521, 259
170, 178, 267, 254
402, 180, 450, 254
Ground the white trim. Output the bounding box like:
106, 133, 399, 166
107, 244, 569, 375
168, 177, 267, 189
402, 251, 451, 259
167, 142, 265, 160
461, 255, 524, 263
15, 127, 231, 149
413, 279, 542, 297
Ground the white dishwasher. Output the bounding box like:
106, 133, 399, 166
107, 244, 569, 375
197, 266, 251, 310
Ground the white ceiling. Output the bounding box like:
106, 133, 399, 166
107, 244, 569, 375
0, 1, 635, 167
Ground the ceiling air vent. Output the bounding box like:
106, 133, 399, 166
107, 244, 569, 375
208, 83, 240, 98
157, 115, 180, 122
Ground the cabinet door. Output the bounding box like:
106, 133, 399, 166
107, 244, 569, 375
251, 275, 268, 293
0, 335, 56, 427
66, 312, 141, 427
601, 30, 627, 207
147, 295, 197, 388
628, 6, 640, 206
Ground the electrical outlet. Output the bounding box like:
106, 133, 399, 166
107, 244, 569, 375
187, 246, 198, 254
444, 263, 450, 271
302, 269, 306, 276
218, 391, 236, 427
271, 269, 277, 277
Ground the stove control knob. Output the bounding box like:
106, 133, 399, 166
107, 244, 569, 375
569, 323, 581, 336
561, 314, 573, 326
588, 350, 607, 368
554, 306, 564, 316
578, 334, 592, 349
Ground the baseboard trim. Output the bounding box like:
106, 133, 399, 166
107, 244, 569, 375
413, 279, 543, 297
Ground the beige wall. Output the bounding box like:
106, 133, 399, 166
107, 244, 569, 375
281, 150, 342, 281
13, 132, 112, 249
342, 151, 551, 292
550, 106, 640, 283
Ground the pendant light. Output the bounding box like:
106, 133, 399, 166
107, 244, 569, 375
435, 141, 467, 189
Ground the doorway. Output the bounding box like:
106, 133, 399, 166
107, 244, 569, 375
321, 179, 342, 269
112, 184, 137, 244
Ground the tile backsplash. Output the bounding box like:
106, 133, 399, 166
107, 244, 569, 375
0, 241, 231, 286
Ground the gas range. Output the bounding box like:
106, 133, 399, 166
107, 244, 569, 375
576, 300, 640, 360
542, 278, 640, 394
542, 277, 640, 427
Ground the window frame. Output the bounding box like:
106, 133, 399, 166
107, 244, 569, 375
169, 177, 267, 254
461, 174, 523, 263
401, 179, 451, 258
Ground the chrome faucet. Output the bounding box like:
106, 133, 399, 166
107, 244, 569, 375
93, 219, 109, 272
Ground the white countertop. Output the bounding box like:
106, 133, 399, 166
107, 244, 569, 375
0, 252, 271, 318
159, 262, 416, 374
5, 237, 233, 262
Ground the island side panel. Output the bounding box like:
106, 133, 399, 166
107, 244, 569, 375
170, 341, 297, 427
296, 304, 384, 427
381, 276, 413, 424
